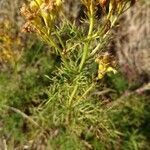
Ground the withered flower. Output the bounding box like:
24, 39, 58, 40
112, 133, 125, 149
22, 22, 36, 33
20, 4, 36, 20
97, 0, 108, 7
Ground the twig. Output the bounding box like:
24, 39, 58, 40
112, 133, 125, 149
3, 105, 41, 129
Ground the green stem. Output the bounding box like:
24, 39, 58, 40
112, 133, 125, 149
68, 85, 78, 106
79, 43, 89, 71
88, 14, 94, 36
67, 3, 95, 106
79, 8, 94, 71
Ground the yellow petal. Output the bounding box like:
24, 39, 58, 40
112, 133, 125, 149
107, 67, 117, 74
98, 73, 105, 79
98, 64, 107, 71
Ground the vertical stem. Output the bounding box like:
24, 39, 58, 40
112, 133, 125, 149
88, 14, 94, 36
79, 4, 94, 71
68, 85, 78, 106
68, 2, 95, 105
79, 43, 89, 71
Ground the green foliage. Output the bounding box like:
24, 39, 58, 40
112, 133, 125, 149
0, 39, 55, 145
106, 72, 128, 94
0, 38, 149, 149
49, 131, 85, 150
0, 0, 149, 149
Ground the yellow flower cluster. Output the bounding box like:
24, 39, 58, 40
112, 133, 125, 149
95, 52, 117, 79
20, 0, 63, 34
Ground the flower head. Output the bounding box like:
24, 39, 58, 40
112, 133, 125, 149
95, 52, 117, 79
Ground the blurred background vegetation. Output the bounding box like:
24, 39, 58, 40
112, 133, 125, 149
0, 0, 150, 149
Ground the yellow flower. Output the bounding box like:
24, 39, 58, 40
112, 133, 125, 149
95, 52, 117, 79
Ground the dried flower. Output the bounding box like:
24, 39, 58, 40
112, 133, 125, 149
20, 4, 35, 20
22, 22, 36, 33
97, 0, 108, 7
